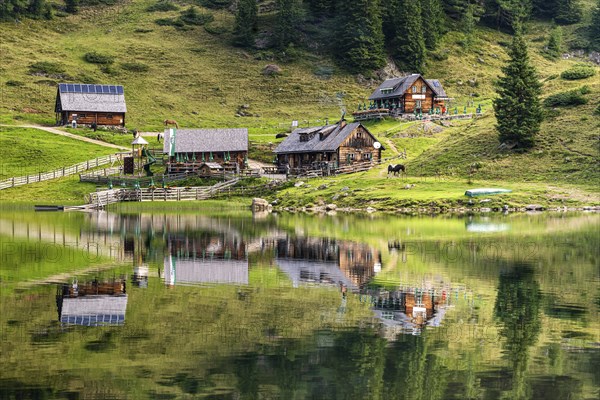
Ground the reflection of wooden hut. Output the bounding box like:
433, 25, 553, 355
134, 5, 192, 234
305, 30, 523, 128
338, 242, 379, 288
56, 279, 128, 326
198, 162, 224, 177
164, 256, 249, 286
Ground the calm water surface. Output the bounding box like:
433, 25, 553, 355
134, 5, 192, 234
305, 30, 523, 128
0, 208, 598, 399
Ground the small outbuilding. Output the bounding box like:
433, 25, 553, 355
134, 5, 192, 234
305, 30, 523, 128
55, 83, 127, 127
163, 128, 249, 170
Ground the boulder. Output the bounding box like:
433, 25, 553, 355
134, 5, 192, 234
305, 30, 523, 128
525, 204, 545, 211
325, 204, 337, 211
251, 198, 272, 212
262, 64, 282, 76
294, 181, 305, 187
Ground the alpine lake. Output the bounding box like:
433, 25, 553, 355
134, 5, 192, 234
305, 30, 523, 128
0, 206, 598, 399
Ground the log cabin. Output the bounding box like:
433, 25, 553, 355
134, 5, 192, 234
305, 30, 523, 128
368, 74, 451, 114
163, 128, 249, 171
55, 83, 127, 127
274, 120, 383, 171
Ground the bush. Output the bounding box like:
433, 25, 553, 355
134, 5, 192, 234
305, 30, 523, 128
121, 62, 149, 72
146, 1, 179, 12
6, 80, 24, 87
198, 0, 232, 9
543, 88, 589, 107
84, 51, 115, 64
28, 61, 65, 75
560, 65, 596, 80
594, 104, 600, 116
134, 28, 153, 33
204, 23, 229, 35
179, 7, 213, 25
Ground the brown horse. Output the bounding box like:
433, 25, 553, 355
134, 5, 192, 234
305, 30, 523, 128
164, 119, 179, 129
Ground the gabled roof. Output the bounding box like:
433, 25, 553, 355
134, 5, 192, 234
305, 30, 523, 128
55, 83, 127, 113
274, 122, 381, 154
163, 128, 249, 154
368, 74, 448, 100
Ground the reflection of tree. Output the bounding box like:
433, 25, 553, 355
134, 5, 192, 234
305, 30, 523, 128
382, 333, 447, 400
494, 264, 541, 400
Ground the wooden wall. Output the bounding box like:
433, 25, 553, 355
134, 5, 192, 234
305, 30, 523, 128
375, 77, 445, 113
62, 112, 125, 127
338, 125, 381, 165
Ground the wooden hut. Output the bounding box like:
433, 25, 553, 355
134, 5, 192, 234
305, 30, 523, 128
368, 74, 450, 114
198, 162, 224, 177
273, 120, 383, 171
163, 128, 248, 171
55, 83, 126, 127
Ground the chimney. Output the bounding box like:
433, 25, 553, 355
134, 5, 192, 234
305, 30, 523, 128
340, 119, 346, 129
325, 118, 329, 125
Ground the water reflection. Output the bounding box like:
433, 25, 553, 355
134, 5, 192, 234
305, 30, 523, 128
1, 209, 598, 399
56, 278, 127, 326
363, 286, 451, 337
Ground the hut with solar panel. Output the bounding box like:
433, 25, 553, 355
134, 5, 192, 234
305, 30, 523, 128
55, 83, 127, 127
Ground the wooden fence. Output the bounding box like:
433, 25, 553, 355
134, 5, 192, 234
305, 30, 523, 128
85, 178, 241, 207
0, 153, 128, 190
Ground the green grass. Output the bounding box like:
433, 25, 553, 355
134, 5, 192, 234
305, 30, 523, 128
0, 126, 117, 180
1, 2, 599, 205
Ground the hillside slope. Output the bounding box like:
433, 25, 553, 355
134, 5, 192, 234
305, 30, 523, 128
0, 0, 598, 195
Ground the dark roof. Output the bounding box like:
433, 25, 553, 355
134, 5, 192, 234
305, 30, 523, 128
274, 122, 381, 154
368, 74, 448, 100
163, 128, 248, 154
55, 83, 127, 113
426, 79, 449, 98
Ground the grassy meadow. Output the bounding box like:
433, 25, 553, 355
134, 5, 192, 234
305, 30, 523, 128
0, 0, 598, 206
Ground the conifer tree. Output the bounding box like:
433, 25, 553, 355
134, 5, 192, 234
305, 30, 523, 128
274, 0, 303, 49
493, 32, 543, 149
555, 0, 581, 25
544, 26, 562, 60
421, 0, 444, 50
233, 0, 257, 47
590, 0, 600, 50
335, 0, 386, 73
65, 0, 78, 14
27, 0, 45, 17
391, 0, 426, 73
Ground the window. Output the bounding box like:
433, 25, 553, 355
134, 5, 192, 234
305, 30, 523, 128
363, 153, 372, 160
416, 100, 422, 108
107, 114, 113, 119
421, 85, 426, 93
412, 86, 417, 93
79, 113, 86, 118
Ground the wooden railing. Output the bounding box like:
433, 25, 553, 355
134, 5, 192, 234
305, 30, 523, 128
0, 153, 128, 190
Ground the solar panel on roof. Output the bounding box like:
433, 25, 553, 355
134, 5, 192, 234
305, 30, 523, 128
433, 81, 440, 87
59, 83, 67, 92
117, 86, 124, 94
74, 84, 81, 92
95, 85, 103, 93
81, 85, 89, 93
67, 84, 75, 92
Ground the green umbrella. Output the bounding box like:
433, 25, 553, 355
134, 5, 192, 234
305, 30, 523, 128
209, 151, 213, 161
202, 152, 205, 162
108, 180, 113, 189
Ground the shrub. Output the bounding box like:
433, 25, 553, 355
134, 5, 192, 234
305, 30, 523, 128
121, 62, 149, 72
179, 7, 213, 25
28, 61, 65, 75
198, 0, 232, 9
134, 28, 153, 33
146, 1, 179, 12
100, 64, 119, 76
204, 23, 229, 35
560, 65, 596, 80
84, 51, 115, 64
6, 80, 24, 87
594, 104, 600, 116
543, 88, 589, 107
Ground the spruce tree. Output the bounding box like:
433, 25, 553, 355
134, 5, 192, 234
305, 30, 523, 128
233, 0, 257, 47
391, 0, 426, 73
65, 0, 78, 14
335, 0, 386, 73
274, 0, 303, 49
555, 0, 581, 25
421, 0, 444, 50
544, 26, 562, 60
590, 0, 600, 50
493, 32, 543, 149
28, 0, 45, 17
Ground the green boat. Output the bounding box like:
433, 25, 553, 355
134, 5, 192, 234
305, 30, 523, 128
464, 188, 512, 197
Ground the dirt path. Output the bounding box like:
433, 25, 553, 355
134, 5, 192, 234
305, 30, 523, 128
0, 124, 129, 151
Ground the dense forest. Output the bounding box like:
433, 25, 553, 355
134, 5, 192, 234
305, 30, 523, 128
2, 0, 599, 74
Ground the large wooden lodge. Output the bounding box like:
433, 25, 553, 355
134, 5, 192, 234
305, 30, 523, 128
55, 83, 127, 127
274, 120, 383, 172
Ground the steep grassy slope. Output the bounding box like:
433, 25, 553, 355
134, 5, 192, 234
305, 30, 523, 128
0, 0, 598, 204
